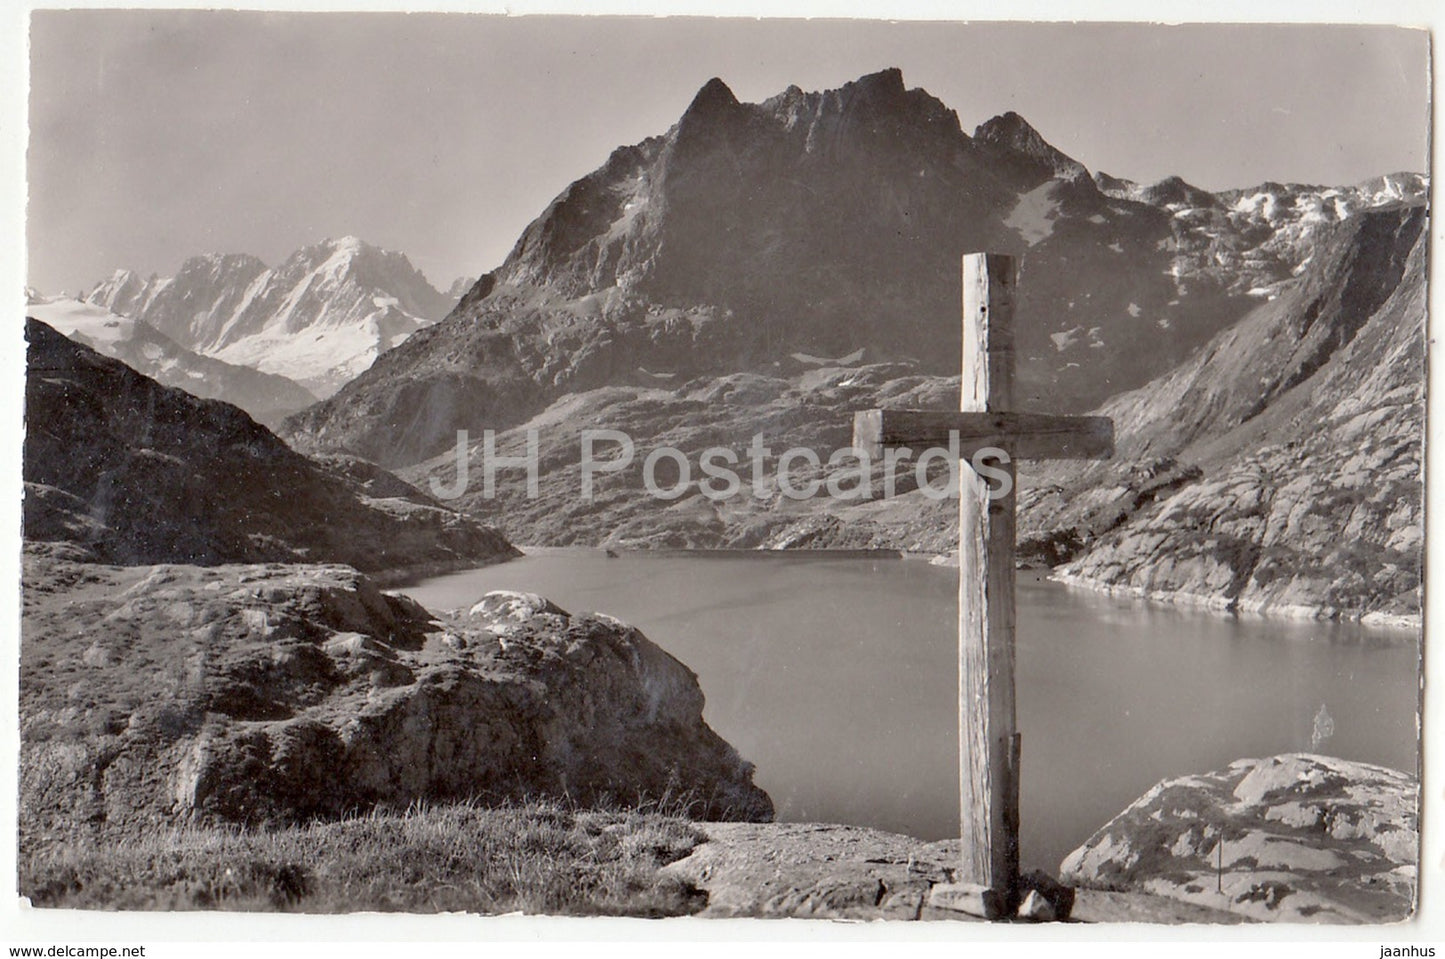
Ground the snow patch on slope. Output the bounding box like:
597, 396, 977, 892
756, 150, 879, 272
26, 297, 137, 347
1004, 183, 1061, 247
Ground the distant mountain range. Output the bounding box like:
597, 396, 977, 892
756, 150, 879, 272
81, 236, 463, 400
282, 68, 1424, 470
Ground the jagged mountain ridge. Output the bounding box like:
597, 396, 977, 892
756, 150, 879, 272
1098, 171, 1428, 300
23, 293, 317, 428
23, 318, 518, 573
86, 236, 456, 398
973, 110, 1092, 186
283, 68, 1422, 469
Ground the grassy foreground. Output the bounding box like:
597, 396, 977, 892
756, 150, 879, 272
20, 801, 708, 915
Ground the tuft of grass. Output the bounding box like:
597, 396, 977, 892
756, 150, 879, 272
20, 799, 708, 916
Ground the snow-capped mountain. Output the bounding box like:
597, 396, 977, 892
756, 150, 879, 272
87, 252, 269, 348
24, 292, 317, 428
86, 237, 455, 398
1092, 170, 1429, 300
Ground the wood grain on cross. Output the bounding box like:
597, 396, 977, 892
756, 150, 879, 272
853, 252, 1114, 917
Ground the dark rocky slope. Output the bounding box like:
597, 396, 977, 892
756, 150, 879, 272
24, 292, 317, 429
20, 318, 772, 856
23, 317, 517, 575
1024, 202, 1426, 622
398, 365, 958, 549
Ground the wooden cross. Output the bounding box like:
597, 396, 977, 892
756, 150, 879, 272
853, 252, 1114, 918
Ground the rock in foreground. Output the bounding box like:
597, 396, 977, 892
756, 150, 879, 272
1060, 753, 1417, 922
661, 822, 1243, 923
20, 554, 771, 837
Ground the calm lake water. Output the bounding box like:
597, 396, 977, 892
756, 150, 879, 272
399, 550, 1420, 872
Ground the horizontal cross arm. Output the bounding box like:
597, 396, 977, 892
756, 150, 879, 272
853, 408, 1114, 461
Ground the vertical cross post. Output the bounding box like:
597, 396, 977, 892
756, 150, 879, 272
850, 251, 1113, 920
958, 252, 1020, 899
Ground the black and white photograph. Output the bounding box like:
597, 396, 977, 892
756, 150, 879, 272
5, 2, 1438, 945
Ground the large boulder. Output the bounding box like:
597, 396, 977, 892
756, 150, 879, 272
1060, 753, 1417, 922
20, 554, 772, 837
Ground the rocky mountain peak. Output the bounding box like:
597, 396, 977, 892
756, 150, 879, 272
973, 109, 1032, 141
304, 234, 381, 263
85, 268, 150, 316
671, 76, 750, 159
178, 251, 269, 282
283, 69, 1425, 478
832, 68, 960, 134
847, 66, 906, 98
1139, 175, 1218, 208
973, 110, 1090, 185
1354, 171, 1428, 204
686, 76, 740, 114
284, 236, 444, 299
286, 235, 383, 275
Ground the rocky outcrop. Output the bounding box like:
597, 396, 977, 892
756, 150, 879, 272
1060, 754, 1417, 923
23, 318, 517, 574
20, 555, 772, 835
660, 822, 1244, 922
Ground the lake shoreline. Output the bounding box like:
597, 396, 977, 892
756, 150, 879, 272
466, 545, 1421, 634
1051, 568, 1423, 633
368, 553, 521, 589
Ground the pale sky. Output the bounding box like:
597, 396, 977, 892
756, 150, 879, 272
26, 13, 1430, 295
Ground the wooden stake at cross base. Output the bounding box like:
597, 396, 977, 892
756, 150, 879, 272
851, 252, 1114, 919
